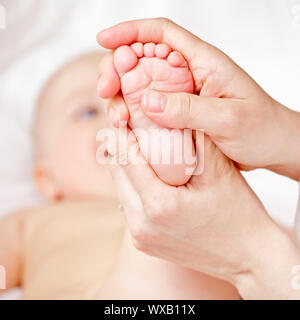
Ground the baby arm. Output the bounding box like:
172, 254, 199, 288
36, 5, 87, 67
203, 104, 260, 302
0, 210, 30, 292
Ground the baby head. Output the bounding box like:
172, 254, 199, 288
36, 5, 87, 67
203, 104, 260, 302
33, 51, 114, 201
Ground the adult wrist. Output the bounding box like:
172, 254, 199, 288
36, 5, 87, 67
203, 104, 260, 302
233, 220, 300, 299
267, 103, 300, 180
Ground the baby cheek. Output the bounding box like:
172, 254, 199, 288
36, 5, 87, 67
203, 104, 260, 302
51, 126, 112, 198
53, 130, 93, 178
66, 130, 96, 167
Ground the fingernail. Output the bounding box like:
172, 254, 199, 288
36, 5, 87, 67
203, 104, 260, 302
142, 91, 167, 113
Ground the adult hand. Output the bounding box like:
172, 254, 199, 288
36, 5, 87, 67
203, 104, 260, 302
97, 18, 300, 180
105, 96, 300, 299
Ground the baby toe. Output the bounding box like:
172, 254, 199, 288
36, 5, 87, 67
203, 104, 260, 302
144, 43, 156, 57
131, 42, 144, 58
155, 43, 171, 59
114, 45, 138, 76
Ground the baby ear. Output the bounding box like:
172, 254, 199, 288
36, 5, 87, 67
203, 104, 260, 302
34, 164, 63, 202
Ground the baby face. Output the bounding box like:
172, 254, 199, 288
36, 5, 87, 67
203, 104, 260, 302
34, 53, 115, 201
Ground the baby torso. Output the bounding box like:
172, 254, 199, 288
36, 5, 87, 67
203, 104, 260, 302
21, 199, 124, 299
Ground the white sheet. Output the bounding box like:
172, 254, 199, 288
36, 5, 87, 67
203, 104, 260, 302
1, 0, 300, 299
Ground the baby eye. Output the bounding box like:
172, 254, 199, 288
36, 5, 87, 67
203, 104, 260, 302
78, 106, 99, 120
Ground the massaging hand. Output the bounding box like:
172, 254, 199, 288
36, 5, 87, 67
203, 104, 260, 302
105, 96, 300, 300
97, 18, 300, 299
97, 18, 300, 180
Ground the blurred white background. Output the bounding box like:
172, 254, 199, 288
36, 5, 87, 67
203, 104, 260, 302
0, 0, 300, 298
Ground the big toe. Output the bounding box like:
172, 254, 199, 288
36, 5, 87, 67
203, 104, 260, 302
114, 45, 138, 77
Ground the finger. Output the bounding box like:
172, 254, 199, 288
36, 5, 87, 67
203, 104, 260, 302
97, 51, 120, 99
107, 94, 130, 128
105, 101, 145, 224
188, 132, 236, 189
188, 132, 209, 189
141, 90, 239, 136
109, 162, 144, 224
97, 18, 208, 65
107, 111, 165, 202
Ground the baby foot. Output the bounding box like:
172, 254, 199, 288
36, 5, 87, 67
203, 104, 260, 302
113, 42, 196, 186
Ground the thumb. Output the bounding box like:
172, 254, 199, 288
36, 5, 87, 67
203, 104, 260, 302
141, 90, 238, 136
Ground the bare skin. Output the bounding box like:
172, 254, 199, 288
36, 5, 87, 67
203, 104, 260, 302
0, 51, 239, 300
99, 229, 240, 300
97, 18, 300, 299
111, 43, 195, 186
21, 200, 124, 300
97, 18, 300, 181
1, 52, 125, 299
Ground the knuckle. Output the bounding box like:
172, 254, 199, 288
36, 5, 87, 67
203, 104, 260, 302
130, 224, 147, 242
220, 103, 243, 136
144, 200, 164, 224
183, 94, 195, 128
169, 93, 192, 127
132, 229, 159, 253
132, 238, 146, 252
144, 194, 177, 225
130, 224, 154, 251
186, 94, 195, 118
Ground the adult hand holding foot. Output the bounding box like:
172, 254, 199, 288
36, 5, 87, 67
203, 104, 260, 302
104, 96, 300, 300
97, 18, 300, 181
97, 18, 300, 299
